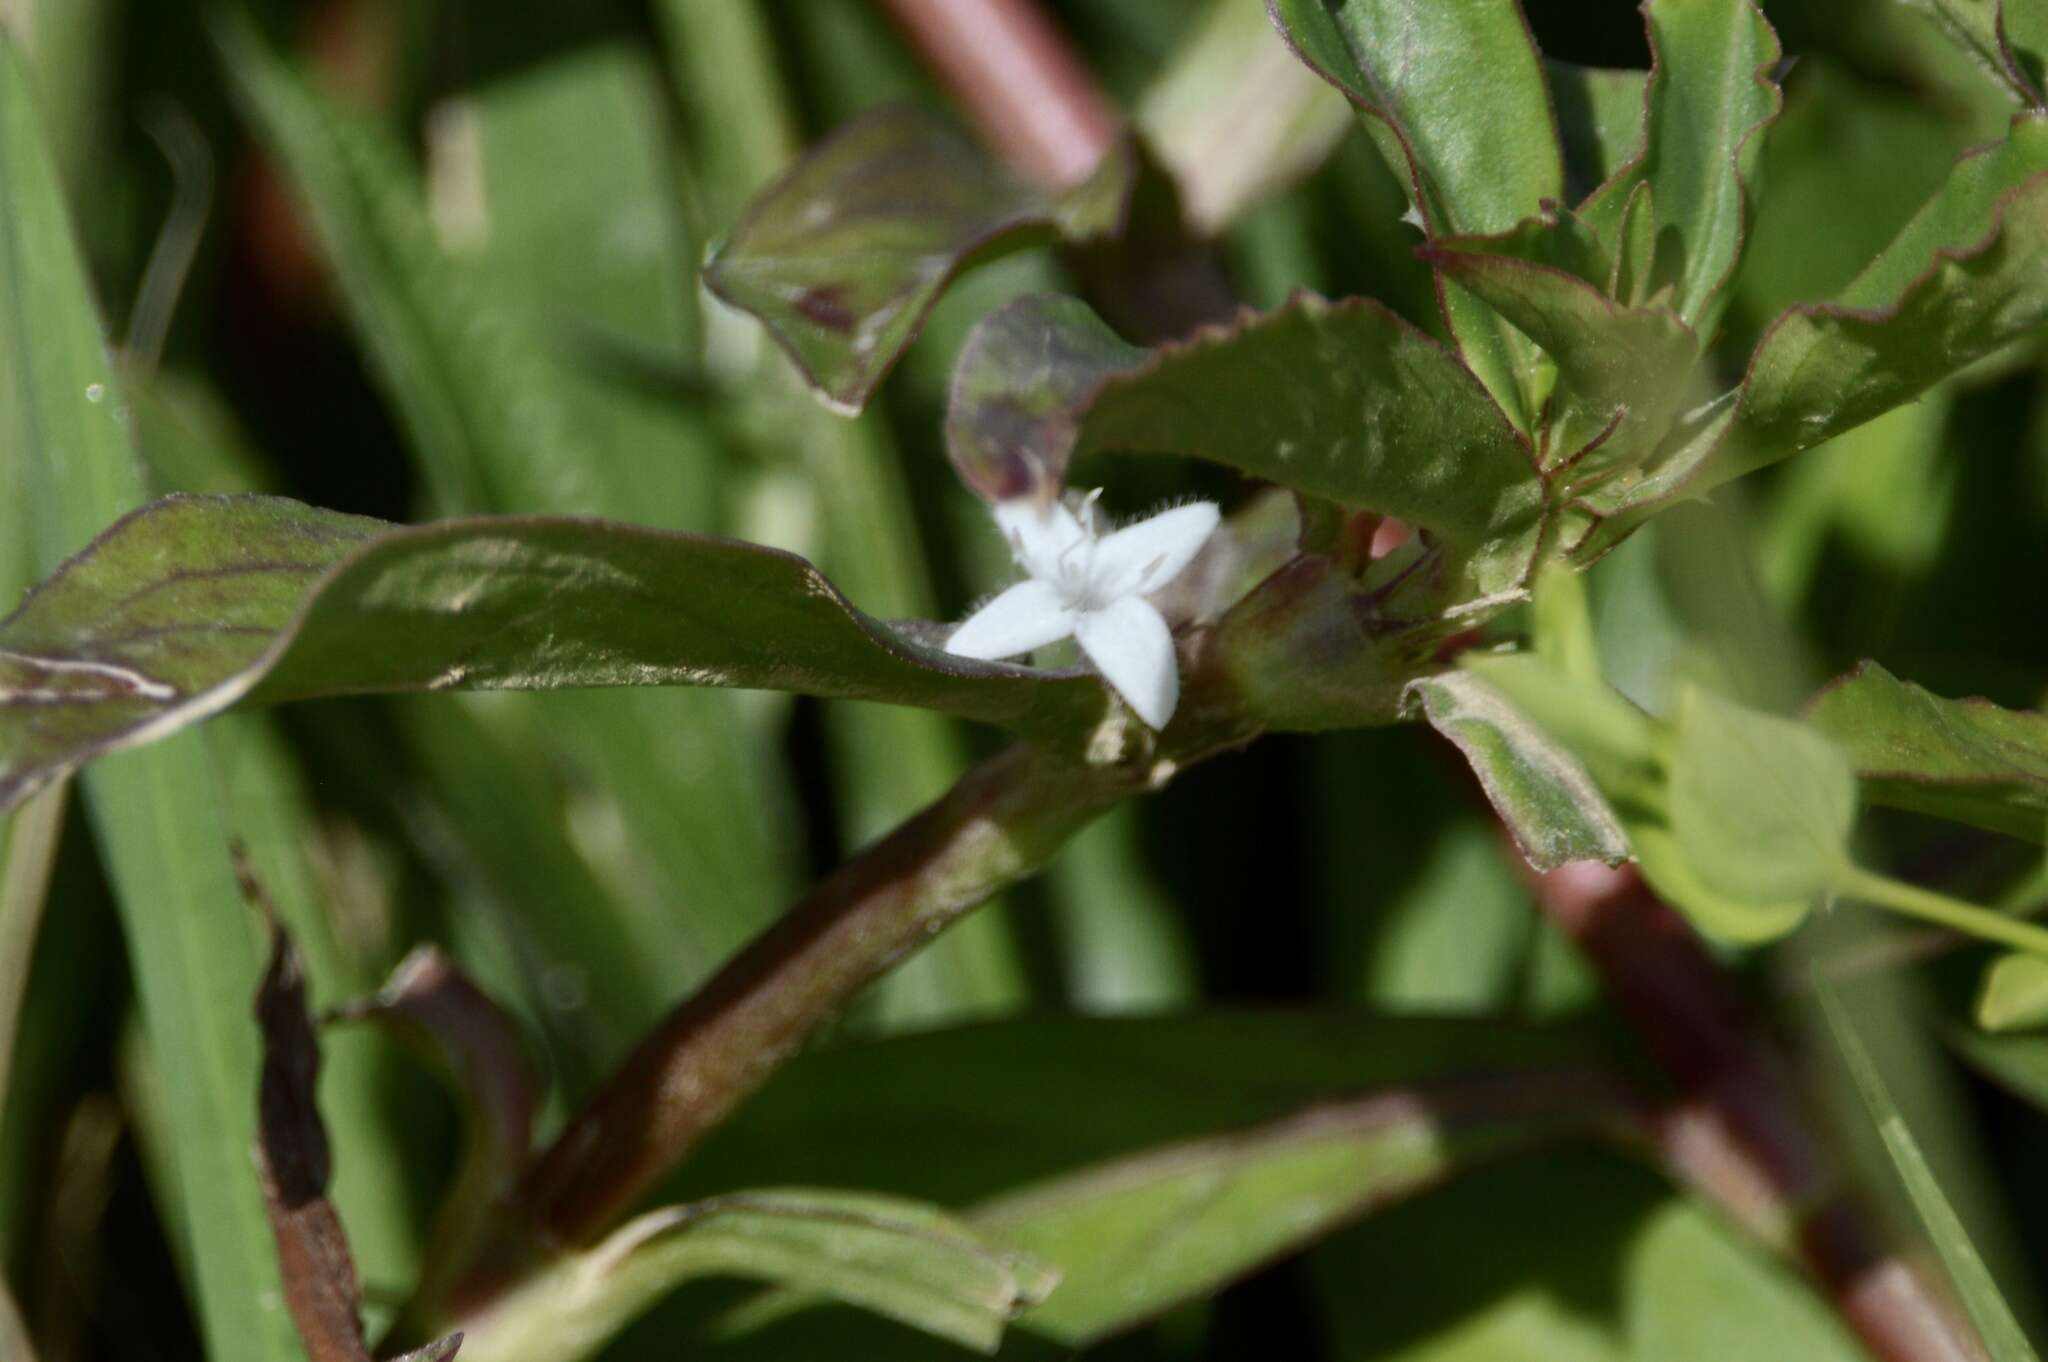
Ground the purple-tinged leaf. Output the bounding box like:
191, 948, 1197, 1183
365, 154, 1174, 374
703, 105, 1133, 413
255, 926, 463, 1362
946, 293, 1545, 599
1422, 241, 1702, 487
0, 495, 1107, 814
1808, 661, 2048, 843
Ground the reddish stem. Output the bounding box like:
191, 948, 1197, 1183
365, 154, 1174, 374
875, 0, 1120, 190
1533, 861, 1987, 1362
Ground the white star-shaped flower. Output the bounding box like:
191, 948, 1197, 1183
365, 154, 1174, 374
946, 491, 1219, 730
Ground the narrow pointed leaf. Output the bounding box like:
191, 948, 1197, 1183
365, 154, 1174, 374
704, 104, 1133, 412
1808, 661, 2048, 842
1, 31, 302, 1362
1822, 983, 2040, 1362
461, 1189, 1055, 1359
973, 1071, 1625, 1346
947, 293, 1545, 597
0, 495, 1105, 812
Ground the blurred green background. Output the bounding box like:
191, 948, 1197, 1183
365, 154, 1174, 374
2, 0, 2046, 1358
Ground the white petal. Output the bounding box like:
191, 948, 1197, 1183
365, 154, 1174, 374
1073, 596, 1179, 729
994, 498, 1087, 583
1091, 502, 1220, 600
946, 580, 1078, 660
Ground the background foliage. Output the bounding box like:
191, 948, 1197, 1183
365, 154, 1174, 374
1, 1, 2046, 1359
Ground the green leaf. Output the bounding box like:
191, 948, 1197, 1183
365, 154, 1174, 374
1977, 953, 2048, 1030
0, 495, 1106, 812
1313, 1147, 1866, 1362
1658, 117, 2048, 504
1, 29, 303, 1362
1266, 0, 1562, 236
1902, 0, 2042, 104
668, 1011, 1609, 1209
1662, 684, 1856, 917
703, 104, 1132, 413
976, 1071, 1622, 1346
946, 293, 1544, 597
459, 1189, 1056, 1360
1407, 671, 1631, 871
1582, 0, 1783, 330
1422, 242, 1702, 486
1266, 0, 1560, 424
1821, 982, 2042, 1362
1807, 661, 2048, 843
1547, 61, 1650, 203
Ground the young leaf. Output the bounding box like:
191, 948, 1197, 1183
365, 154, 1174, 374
254, 927, 464, 1362
1808, 661, 2048, 843
0, 495, 1106, 812
1662, 685, 1857, 914
703, 104, 1133, 413
456, 1190, 1056, 1360
1977, 953, 2048, 1031
1583, 0, 1783, 329
1821, 982, 2041, 1362
946, 293, 1545, 597
1407, 671, 1631, 871
1420, 243, 1702, 484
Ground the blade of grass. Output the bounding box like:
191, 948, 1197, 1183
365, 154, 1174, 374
663, 0, 1032, 1025
1820, 979, 2039, 1362
0, 32, 303, 1362
218, 7, 804, 987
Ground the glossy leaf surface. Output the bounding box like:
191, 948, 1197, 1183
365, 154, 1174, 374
0, 496, 1104, 812
705, 105, 1131, 413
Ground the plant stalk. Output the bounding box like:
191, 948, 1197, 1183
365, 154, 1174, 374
873, 0, 1119, 191
1532, 860, 1988, 1362
500, 742, 1132, 1256
1837, 865, 2048, 960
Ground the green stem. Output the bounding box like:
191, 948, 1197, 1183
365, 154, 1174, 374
1838, 864, 2048, 959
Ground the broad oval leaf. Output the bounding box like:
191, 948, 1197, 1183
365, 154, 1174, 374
946, 293, 1546, 597
0, 495, 1106, 812
1547, 60, 1651, 203
704, 104, 1133, 414
1807, 660, 2048, 843
1662, 685, 1857, 925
